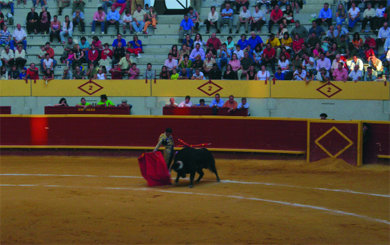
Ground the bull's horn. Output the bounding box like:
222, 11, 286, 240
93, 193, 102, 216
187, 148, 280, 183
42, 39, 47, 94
177, 161, 183, 170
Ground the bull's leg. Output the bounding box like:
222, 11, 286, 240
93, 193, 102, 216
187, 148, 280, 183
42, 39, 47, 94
196, 169, 204, 183
189, 172, 195, 188
175, 173, 180, 184
212, 168, 221, 182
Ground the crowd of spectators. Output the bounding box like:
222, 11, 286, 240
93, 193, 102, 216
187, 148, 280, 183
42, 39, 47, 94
0, 0, 389, 81
0, 1, 156, 79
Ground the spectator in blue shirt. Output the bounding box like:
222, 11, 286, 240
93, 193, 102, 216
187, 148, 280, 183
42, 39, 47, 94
179, 14, 194, 42
210, 93, 224, 108
316, 3, 333, 27
237, 34, 249, 52
308, 21, 325, 37
19, 67, 27, 79
72, 9, 85, 33
218, 3, 233, 34
274, 67, 285, 80
105, 5, 120, 34
247, 31, 263, 53
112, 34, 126, 49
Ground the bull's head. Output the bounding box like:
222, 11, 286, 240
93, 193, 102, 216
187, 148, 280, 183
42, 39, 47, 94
176, 161, 183, 170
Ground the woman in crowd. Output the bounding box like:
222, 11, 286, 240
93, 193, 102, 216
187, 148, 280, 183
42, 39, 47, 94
50, 15, 61, 42
60, 15, 73, 43
55, 98, 69, 107
255, 64, 270, 81
169, 44, 179, 61
246, 64, 256, 80
335, 4, 347, 26
228, 53, 241, 73
39, 6, 51, 34
193, 33, 205, 50
223, 64, 238, 80
178, 54, 192, 78
282, 5, 294, 26
159, 65, 170, 79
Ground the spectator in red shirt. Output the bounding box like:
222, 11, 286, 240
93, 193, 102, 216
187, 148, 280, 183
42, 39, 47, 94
206, 32, 221, 50
44, 42, 55, 58
109, 64, 123, 79
26, 63, 39, 80
261, 43, 276, 73
268, 5, 283, 33
292, 33, 304, 55
100, 43, 113, 60
88, 45, 99, 66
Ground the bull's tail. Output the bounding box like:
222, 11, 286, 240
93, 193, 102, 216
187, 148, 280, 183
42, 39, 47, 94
207, 151, 220, 182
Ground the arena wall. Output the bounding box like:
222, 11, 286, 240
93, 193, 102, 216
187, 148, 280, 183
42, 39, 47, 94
1, 115, 389, 164
0, 79, 389, 120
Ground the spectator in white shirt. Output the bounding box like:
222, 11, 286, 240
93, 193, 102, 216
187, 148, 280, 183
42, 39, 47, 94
42, 53, 54, 71
10, 24, 27, 50
60, 15, 73, 43
347, 55, 363, 71
204, 6, 219, 34
293, 66, 307, 80
374, 3, 386, 31
233, 45, 244, 60
0, 45, 14, 67
178, 95, 192, 107
377, 22, 390, 48
164, 53, 178, 71
251, 5, 265, 32
122, 10, 133, 34
236, 5, 251, 33
348, 65, 363, 81
347, 3, 360, 31
191, 68, 204, 80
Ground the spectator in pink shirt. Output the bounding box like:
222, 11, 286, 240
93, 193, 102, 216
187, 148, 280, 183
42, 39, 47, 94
128, 63, 140, 79
92, 7, 106, 34
228, 53, 241, 72
332, 62, 348, 81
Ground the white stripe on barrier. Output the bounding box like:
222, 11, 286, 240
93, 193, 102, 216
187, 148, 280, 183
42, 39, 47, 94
1, 183, 389, 226
1, 173, 389, 198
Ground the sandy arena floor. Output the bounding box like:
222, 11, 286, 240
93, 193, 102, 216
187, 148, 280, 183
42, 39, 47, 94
0, 155, 389, 244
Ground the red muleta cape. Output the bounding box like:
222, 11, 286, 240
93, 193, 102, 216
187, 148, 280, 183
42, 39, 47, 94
138, 151, 171, 186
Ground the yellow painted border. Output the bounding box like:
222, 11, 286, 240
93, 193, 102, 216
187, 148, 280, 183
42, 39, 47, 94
306, 120, 310, 163
0, 145, 305, 155
314, 126, 354, 158
357, 122, 363, 166
377, 155, 390, 159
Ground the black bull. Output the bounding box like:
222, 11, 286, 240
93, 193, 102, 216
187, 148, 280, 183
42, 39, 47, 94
171, 147, 220, 187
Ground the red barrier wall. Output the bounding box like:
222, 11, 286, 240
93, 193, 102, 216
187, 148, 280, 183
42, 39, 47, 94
308, 121, 360, 166
1, 116, 387, 165
0, 116, 307, 153
363, 122, 390, 163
